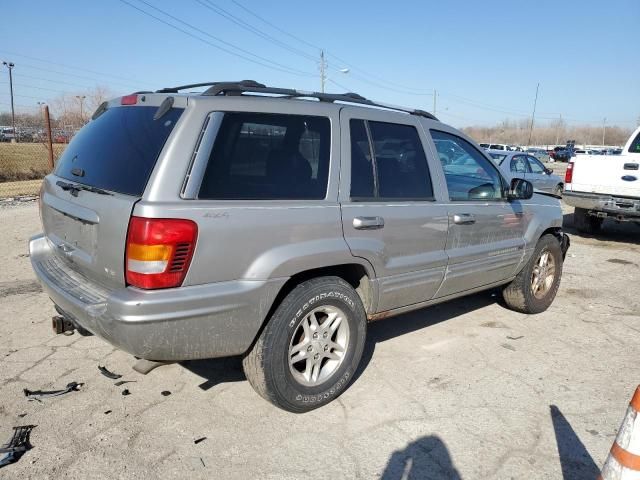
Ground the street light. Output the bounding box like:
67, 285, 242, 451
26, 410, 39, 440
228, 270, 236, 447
2, 61, 16, 142
75, 95, 87, 124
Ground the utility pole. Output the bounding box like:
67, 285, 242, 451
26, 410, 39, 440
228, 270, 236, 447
602, 117, 606, 146
555, 113, 562, 145
319, 50, 327, 93
2, 61, 16, 142
75, 95, 87, 124
433, 89, 437, 115
527, 82, 540, 146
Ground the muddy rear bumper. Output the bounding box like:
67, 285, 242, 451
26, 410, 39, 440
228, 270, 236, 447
29, 234, 286, 361
564, 191, 640, 221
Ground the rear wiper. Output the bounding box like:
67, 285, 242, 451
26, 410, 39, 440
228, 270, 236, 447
56, 180, 113, 197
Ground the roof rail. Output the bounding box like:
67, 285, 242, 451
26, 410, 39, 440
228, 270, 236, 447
156, 80, 265, 94
199, 81, 438, 121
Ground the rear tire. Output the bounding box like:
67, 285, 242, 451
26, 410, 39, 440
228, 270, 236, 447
242, 276, 367, 413
503, 234, 563, 314
573, 207, 603, 234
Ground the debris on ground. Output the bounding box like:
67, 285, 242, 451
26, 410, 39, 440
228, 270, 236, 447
506, 335, 524, 340
0, 425, 36, 468
501, 343, 516, 351
98, 365, 122, 380
113, 380, 135, 387
194, 437, 207, 444
17, 414, 27, 418
104, 410, 112, 415
23, 382, 82, 402
121, 389, 131, 396
161, 391, 171, 397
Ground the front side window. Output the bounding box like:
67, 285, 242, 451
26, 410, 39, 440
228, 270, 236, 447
527, 156, 546, 173
510, 155, 529, 174
431, 130, 504, 201
199, 113, 330, 200
349, 119, 433, 200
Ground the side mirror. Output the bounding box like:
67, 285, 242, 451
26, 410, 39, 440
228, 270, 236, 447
545, 168, 553, 175
508, 178, 533, 200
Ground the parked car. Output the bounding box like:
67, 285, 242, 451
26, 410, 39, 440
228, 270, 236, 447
0, 126, 15, 142
29, 81, 569, 412
564, 126, 640, 232
551, 146, 572, 162
488, 143, 519, 151
487, 150, 564, 196
479, 143, 490, 149
526, 148, 551, 162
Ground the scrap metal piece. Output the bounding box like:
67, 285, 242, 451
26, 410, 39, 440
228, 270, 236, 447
113, 380, 136, 387
98, 365, 122, 380
23, 382, 82, 402
0, 425, 36, 468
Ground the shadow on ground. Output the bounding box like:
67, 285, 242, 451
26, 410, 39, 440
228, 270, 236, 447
381, 435, 462, 480
563, 212, 640, 246
550, 405, 600, 480
180, 290, 497, 391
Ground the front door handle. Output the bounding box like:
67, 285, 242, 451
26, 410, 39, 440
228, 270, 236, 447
453, 213, 476, 225
353, 216, 385, 230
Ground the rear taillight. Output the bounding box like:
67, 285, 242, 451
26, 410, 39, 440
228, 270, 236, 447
125, 217, 198, 289
565, 162, 574, 183
121, 94, 138, 105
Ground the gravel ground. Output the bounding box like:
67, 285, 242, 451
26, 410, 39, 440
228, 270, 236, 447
0, 202, 638, 479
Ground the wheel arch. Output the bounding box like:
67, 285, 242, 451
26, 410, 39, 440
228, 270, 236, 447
247, 262, 376, 355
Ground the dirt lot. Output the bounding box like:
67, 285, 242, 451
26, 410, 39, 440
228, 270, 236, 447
1, 202, 638, 479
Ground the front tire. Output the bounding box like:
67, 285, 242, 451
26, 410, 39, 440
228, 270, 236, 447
503, 234, 564, 314
242, 276, 367, 413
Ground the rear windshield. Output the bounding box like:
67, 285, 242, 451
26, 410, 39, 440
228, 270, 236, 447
54, 105, 183, 196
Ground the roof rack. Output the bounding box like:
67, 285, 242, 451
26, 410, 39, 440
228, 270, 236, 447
155, 80, 265, 94
180, 80, 439, 121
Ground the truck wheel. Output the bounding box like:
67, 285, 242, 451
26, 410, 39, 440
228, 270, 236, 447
573, 207, 603, 234
242, 276, 367, 413
502, 234, 563, 314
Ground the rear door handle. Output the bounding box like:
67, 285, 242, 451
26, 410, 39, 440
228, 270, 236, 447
453, 213, 476, 225
353, 216, 385, 230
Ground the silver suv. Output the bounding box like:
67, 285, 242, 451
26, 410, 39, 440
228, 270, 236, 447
30, 81, 569, 412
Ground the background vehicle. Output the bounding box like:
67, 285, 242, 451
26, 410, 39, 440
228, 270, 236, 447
526, 147, 551, 162
487, 150, 564, 195
551, 146, 572, 162
30, 81, 568, 413
0, 126, 15, 142
564, 126, 640, 232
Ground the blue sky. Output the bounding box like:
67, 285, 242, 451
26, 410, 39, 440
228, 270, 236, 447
0, 0, 638, 127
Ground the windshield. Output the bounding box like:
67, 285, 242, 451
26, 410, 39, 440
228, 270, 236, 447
54, 105, 183, 196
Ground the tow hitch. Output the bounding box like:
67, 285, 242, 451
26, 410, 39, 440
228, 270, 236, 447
52, 315, 75, 335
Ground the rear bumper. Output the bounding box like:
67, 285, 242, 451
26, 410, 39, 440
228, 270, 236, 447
29, 234, 286, 361
563, 191, 640, 221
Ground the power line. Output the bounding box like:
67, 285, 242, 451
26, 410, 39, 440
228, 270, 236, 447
117, 0, 314, 78
0, 81, 73, 95
17, 62, 142, 89
14, 73, 99, 90
194, 0, 317, 62
0, 49, 148, 85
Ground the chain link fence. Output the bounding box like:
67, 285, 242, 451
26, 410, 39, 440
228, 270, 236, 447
0, 109, 69, 198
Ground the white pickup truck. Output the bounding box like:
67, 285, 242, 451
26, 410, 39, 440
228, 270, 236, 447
564, 125, 640, 233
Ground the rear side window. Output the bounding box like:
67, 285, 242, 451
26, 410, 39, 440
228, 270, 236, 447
628, 131, 640, 153
54, 106, 183, 196
510, 155, 529, 174
349, 119, 433, 200
199, 113, 330, 200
